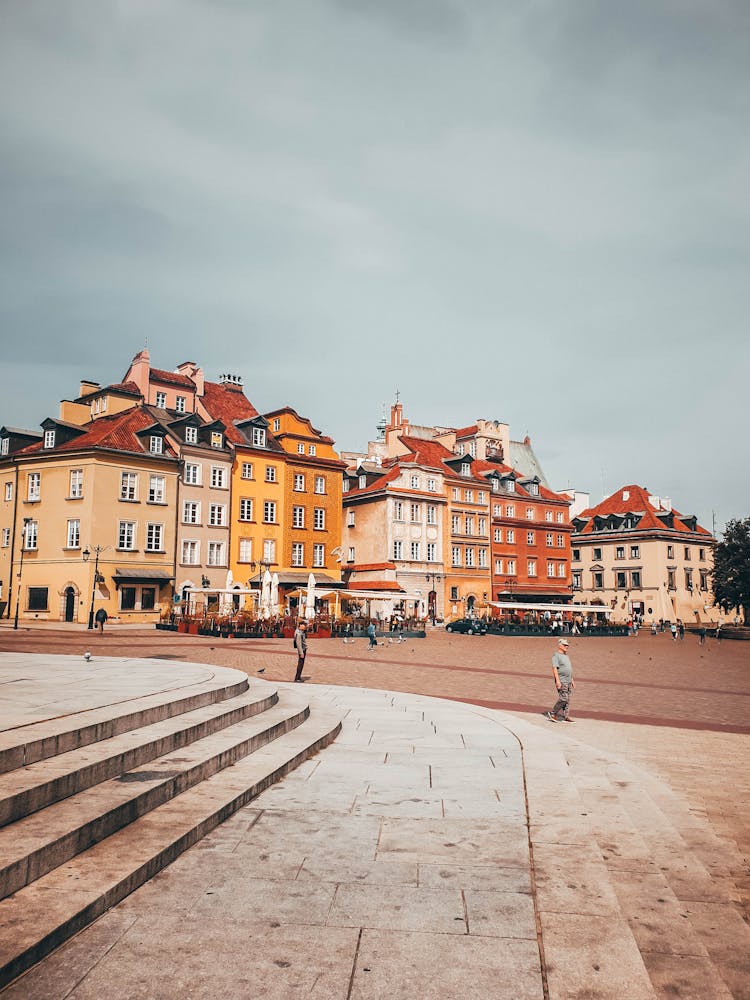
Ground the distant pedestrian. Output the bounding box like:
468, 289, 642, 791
670, 622, 678, 641
94, 607, 108, 634
698, 626, 706, 645
716, 623, 722, 643
293, 621, 308, 682
545, 638, 575, 723
367, 621, 377, 649
678, 620, 684, 641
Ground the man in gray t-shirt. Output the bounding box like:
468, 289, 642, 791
546, 638, 575, 722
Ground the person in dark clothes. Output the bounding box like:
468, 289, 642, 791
293, 621, 308, 682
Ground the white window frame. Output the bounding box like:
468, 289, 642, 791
149, 436, 163, 454
181, 540, 199, 565
238, 538, 253, 563
184, 463, 200, 486
155, 391, 167, 408
210, 466, 227, 489
208, 503, 226, 527
185, 426, 198, 444
313, 543, 325, 568
427, 542, 437, 562
315, 475, 325, 494
149, 475, 165, 504
118, 521, 136, 550
263, 501, 276, 524
393, 540, 403, 560
183, 501, 200, 524
410, 541, 420, 560
294, 473, 305, 492
120, 472, 137, 501
146, 523, 164, 552
293, 505, 305, 528
252, 427, 266, 447
66, 519, 80, 549
313, 508, 325, 530
28, 472, 41, 501
265, 465, 277, 483
207, 541, 225, 566
44, 429, 55, 448
69, 469, 83, 498
240, 462, 253, 480
291, 542, 304, 567
239, 498, 254, 521
175, 395, 186, 413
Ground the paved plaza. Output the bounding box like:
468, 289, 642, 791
0, 626, 747, 998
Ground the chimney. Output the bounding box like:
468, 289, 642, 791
78, 380, 100, 398
176, 361, 204, 397
126, 348, 151, 397
218, 373, 243, 388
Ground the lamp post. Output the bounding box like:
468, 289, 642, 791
248, 559, 277, 614
13, 517, 32, 630
425, 571, 441, 625
82, 545, 106, 630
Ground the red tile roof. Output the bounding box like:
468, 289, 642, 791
454, 424, 478, 438
14, 407, 178, 458
149, 367, 195, 389
201, 381, 259, 444
575, 485, 711, 536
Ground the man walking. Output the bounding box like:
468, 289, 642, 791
367, 621, 377, 650
545, 638, 575, 723
293, 621, 308, 682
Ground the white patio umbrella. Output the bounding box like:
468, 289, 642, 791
305, 572, 316, 620
260, 569, 272, 620
270, 572, 280, 617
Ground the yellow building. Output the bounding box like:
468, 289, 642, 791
0, 410, 179, 624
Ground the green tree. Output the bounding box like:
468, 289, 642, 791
712, 517, 750, 624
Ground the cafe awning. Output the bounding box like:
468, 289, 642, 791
113, 568, 174, 587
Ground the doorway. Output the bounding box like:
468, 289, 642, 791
64, 586, 76, 622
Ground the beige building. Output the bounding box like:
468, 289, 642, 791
571, 485, 716, 624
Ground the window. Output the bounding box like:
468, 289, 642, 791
146, 523, 164, 551
291, 543, 304, 567
347, 510, 355, 527
630, 545, 640, 559
294, 474, 305, 492
460, 463, 471, 477
478, 517, 486, 535
238, 538, 253, 563
556, 512, 564, 523
265, 466, 277, 483
263, 501, 276, 523
181, 540, 199, 565
28, 473, 41, 501
573, 571, 582, 589
394, 501, 404, 521
493, 504, 501, 516
557, 534, 564, 547
593, 571, 603, 589
293, 505, 305, 528
631, 571, 642, 588
558, 563, 566, 578
0, 438, 8, 455
464, 489, 473, 502
120, 587, 136, 610
149, 475, 165, 503
155, 391, 166, 408
452, 515, 461, 533
241, 462, 254, 479
505, 504, 515, 517
451, 546, 461, 567
1, 528, 9, 547
699, 569, 708, 589
505, 480, 516, 493
427, 478, 437, 492
410, 541, 421, 560
478, 491, 486, 503
239, 498, 254, 521
492, 479, 500, 493
426, 505, 437, 525
667, 569, 676, 590
545, 511, 553, 522
667, 545, 674, 559
313, 544, 325, 568
526, 507, 534, 520
478, 548, 487, 568
263, 539, 276, 563
410, 475, 420, 489
468, 442, 476, 457
465, 516, 474, 534
507, 559, 516, 575
410, 503, 421, 523
175, 395, 186, 413
297, 443, 304, 454
495, 558, 503, 574
211, 432, 223, 449
359, 475, 367, 489
315, 476, 325, 494
211, 467, 227, 489
185, 426, 198, 444
616, 571, 627, 589
348, 546, 355, 562
699, 548, 706, 561
4, 482, 12, 502
527, 531, 535, 545
547, 561, 555, 578
427, 542, 436, 562
684, 569, 693, 590
308, 444, 316, 455
450, 586, 459, 600
615, 546, 625, 559
528, 560, 537, 577
183, 501, 200, 524
149, 436, 163, 455
118, 521, 135, 550
28, 587, 48, 611
273, 418, 280, 432
342, 479, 350, 493
208, 504, 226, 526
506, 529, 515, 543
44, 429, 55, 449
451, 488, 460, 500
528, 483, 539, 496
546, 533, 554, 547
313, 508, 325, 530
393, 540, 403, 560
184, 463, 200, 485
120, 472, 137, 501
66, 519, 80, 549
572, 548, 581, 561
69, 469, 83, 498
593, 547, 602, 560
684, 547, 691, 560
494, 528, 502, 542
207, 541, 225, 566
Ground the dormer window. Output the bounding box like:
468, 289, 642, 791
491, 479, 500, 492
528, 483, 539, 496
343, 478, 350, 492
411, 475, 420, 489
468, 442, 476, 457
44, 430, 55, 449
252, 427, 266, 448
460, 462, 471, 476
155, 392, 167, 408
211, 432, 223, 449
185, 426, 198, 444
308, 444, 316, 455
273, 418, 280, 431
359, 474, 367, 488
149, 436, 163, 454
175, 396, 186, 413
505, 480, 516, 493
297, 443, 304, 454
0, 438, 8, 456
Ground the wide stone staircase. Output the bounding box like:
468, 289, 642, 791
0, 660, 341, 989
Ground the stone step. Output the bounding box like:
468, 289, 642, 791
0, 692, 309, 902
0, 706, 342, 990
0, 667, 250, 774
0, 685, 279, 827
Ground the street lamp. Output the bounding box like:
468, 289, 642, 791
425, 571, 442, 625
82, 545, 107, 630
13, 517, 32, 630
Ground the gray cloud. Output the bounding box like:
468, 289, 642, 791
0, 0, 747, 532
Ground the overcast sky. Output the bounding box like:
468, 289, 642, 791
1, 0, 748, 534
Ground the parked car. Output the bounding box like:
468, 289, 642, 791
445, 618, 488, 635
